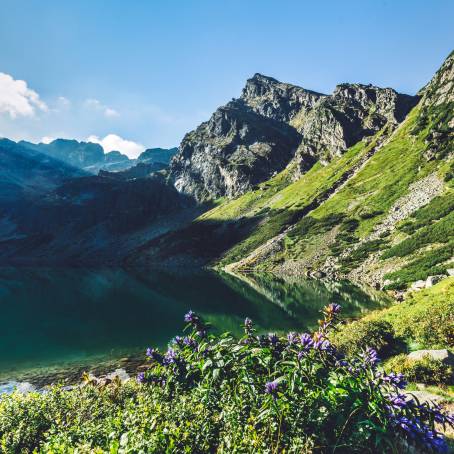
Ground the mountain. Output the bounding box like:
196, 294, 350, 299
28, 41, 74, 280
130, 51, 454, 291
1, 52, 452, 277
19, 139, 134, 173
0, 141, 194, 265
169, 74, 418, 200
138, 147, 177, 165
0, 139, 86, 203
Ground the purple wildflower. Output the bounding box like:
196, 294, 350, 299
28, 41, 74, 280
146, 348, 163, 364
173, 336, 184, 347
361, 347, 379, 366
184, 310, 198, 323
387, 393, 408, 410
137, 372, 145, 383
287, 332, 298, 345
163, 348, 178, 365
183, 336, 198, 349
335, 359, 349, 367
300, 333, 314, 350
382, 372, 406, 389
265, 379, 280, 396
268, 333, 279, 346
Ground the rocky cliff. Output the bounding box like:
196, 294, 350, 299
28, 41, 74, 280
170, 73, 418, 200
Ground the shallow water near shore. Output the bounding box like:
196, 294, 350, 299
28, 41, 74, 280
0, 267, 389, 388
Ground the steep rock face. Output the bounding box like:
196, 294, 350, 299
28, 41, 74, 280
419, 51, 454, 107
240, 73, 324, 123
170, 73, 417, 200
291, 84, 419, 174
170, 75, 323, 201
171, 100, 301, 200
415, 51, 453, 161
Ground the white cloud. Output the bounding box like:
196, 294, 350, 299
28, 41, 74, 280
84, 98, 119, 118
86, 133, 145, 159
0, 72, 48, 118
104, 107, 119, 118
41, 136, 55, 144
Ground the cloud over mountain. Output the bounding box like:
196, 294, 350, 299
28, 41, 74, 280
0, 72, 48, 118
86, 133, 145, 158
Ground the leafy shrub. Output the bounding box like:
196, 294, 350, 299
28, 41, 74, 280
332, 319, 398, 358
366, 278, 454, 350
397, 193, 454, 235
383, 242, 453, 290
339, 239, 387, 271
382, 210, 454, 259
384, 354, 453, 386
1, 306, 451, 453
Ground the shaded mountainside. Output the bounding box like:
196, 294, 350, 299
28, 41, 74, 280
131, 51, 454, 290
0, 139, 87, 203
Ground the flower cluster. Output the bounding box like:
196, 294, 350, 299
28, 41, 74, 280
136, 305, 453, 453
184, 310, 208, 338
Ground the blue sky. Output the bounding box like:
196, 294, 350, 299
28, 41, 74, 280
0, 0, 452, 157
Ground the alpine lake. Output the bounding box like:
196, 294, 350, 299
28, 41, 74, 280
0, 267, 390, 392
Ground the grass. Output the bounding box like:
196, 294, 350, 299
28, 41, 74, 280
335, 277, 454, 351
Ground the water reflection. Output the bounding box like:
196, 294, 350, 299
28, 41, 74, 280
0, 267, 389, 380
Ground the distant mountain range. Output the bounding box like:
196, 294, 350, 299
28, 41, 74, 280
18, 139, 177, 173
0, 50, 452, 289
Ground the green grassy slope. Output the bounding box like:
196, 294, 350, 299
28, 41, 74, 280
134, 52, 453, 288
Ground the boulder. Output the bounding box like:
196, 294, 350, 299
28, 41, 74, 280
407, 349, 454, 366
425, 275, 445, 288
410, 280, 426, 291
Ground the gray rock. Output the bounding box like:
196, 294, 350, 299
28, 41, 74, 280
410, 280, 426, 291
447, 268, 454, 277
404, 390, 446, 405
425, 275, 445, 288
408, 349, 454, 366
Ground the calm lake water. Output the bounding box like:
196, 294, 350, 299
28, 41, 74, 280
0, 267, 388, 384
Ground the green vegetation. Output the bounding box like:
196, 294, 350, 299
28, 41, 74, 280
381, 210, 454, 259
397, 193, 454, 235
383, 242, 454, 290
1, 305, 452, 453
384, 354, 453, 386
335, 277, 454, 352
332, 319, 398, 358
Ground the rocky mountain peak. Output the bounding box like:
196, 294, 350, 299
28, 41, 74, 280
240, 73, 325, 123
170, 72, 420, 201
419, 51, 454, 107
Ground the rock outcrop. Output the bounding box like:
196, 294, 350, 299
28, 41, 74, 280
291, 84, 418, 175
171, 100, 302, 200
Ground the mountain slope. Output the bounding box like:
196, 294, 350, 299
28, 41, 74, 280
132, 51, 453, 290
0, 139, 86, 202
